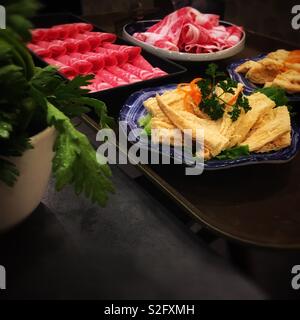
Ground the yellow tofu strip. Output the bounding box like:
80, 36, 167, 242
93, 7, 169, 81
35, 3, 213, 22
159, 90, 186, 111
216, 83, 244, 147
156, 95, 228, 157
143, 97, 171, 123
242, 106, 291, 152
151, 118, 182, 146
143, 89, 201, 146
271, 70, 300, 94
229, 92, 275, 147
258, 132, 291, 153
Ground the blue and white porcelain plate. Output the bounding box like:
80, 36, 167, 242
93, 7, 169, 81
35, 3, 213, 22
227, 55, 300, 102
119, 84, 300, 170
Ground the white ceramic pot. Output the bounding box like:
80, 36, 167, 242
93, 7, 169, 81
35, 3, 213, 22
0, 126, 57, 232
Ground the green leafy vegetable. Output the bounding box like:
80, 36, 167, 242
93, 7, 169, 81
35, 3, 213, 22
138, 113, 152, 127
205, 63, 226, 85
255, 86, 289, 106
78, 97, 115, 129
0, 133, 32, 157
143, 121, 152, 136
0, 120, 13, 139
6, 14, 33, 41
228, 94, 251, 121
47, 103, 114, 206
138, 113, 152, 136
0, 17, 114, 206
0, 158, 19, 187
4, 0, 41, 41
0, 28, 35, 79
198, 63, 251, 121
216, 145, 250, 160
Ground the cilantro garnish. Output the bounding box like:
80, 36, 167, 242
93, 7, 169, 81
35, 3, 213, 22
216, 145, 250, 160
255, 87, 288, 106
198, 64, 251, 121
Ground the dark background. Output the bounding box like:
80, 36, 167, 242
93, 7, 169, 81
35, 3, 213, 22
38, 0, 299, 44
1, 0, 299, 300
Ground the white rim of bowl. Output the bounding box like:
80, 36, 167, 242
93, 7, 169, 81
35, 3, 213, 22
123, 20, 246, 61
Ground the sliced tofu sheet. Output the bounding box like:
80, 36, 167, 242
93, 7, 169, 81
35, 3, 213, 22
142, 87, 292, 159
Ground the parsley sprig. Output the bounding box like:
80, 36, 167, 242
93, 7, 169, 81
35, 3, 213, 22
197, 64, 251, 121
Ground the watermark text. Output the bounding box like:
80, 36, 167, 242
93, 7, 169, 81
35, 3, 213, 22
292, 5, 300, 30
0, 265, 6, 290
291, 265, 300, 290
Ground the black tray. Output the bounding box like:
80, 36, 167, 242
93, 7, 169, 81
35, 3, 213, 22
30, 13, 187, 118
83, 31, 300, 249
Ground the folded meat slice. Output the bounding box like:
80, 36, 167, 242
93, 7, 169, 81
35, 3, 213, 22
242, 106, 291, 152
133, 32, 179, 51
179, 22, 212, 49
121, 63, 153, 80
106, 66, 140, 83
27, 43, 51, 58
228, 92, 275, 147
96, 69, 128, 87
156, 95, 228, 157
131, 55, 156, 71
102, 43, 141, 60
96, 47, 128, 65
31, 28, 48, 43
224, 26, 243, 48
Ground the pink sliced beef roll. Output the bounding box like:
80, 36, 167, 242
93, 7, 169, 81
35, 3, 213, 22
27, 43, 52, 58
86, 81, 113, 92
121, 63, 154, 80
130, 55, 154, 72
96, 69, 128, 87
106, 66, 141, 83
63, 39, 79, 54
44, 58, 77, 78
31, 28, 48, 43
69, 53, 105, 72
89, 53, 117, 67
30, 22, 169, 92
37, 40, 67, 58
56, 55, 93, 74
102, 43, 141, 61
95, 47, 128, 65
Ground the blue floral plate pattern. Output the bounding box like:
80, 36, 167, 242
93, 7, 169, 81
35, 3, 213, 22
227, 55, 300, 102
119, 84, 300, 170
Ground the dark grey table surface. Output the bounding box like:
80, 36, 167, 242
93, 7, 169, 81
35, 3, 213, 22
0, 122, 265, 300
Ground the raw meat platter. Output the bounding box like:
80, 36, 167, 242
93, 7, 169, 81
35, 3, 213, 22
28, 14, 186, 100
123, 7, 245, 61
29, 23, 169, 92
